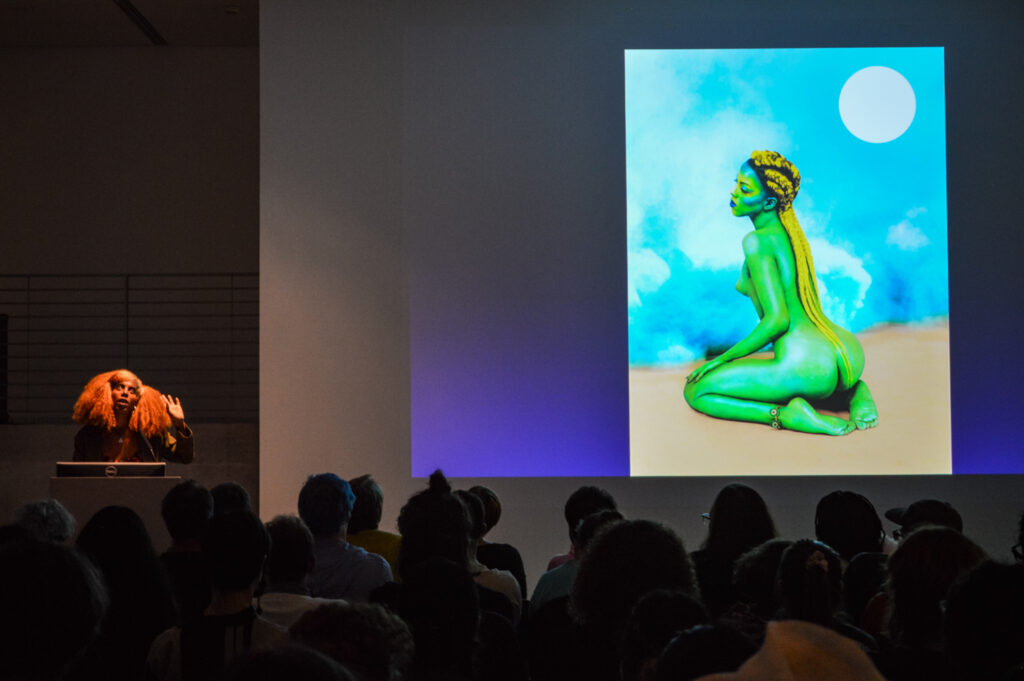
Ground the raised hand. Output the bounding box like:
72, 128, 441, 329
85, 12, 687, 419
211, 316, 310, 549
162, 394, 186, 429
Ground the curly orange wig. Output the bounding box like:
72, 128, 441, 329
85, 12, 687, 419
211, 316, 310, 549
72, 369, 170, 437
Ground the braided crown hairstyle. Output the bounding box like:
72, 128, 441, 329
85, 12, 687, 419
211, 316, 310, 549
747, 150, 853, 387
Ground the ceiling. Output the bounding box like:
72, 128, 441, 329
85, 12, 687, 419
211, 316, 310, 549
0, 0, 257, 47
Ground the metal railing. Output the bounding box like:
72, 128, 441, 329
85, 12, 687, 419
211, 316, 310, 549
0, 273, 258, 423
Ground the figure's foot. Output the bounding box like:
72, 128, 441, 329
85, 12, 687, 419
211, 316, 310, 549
778, 397, 855, 435
849, 381, 878, 430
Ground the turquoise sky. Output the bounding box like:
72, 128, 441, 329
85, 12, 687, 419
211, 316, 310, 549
626, 47, 947, 367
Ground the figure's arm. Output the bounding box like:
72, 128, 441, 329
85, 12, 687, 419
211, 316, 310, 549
688, 232, 789, 383
151, 428, 195, 464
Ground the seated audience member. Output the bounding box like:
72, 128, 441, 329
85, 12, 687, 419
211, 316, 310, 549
347, 474, 402, 576
68, 506, 178, 681
456, 488, 523, 624
546, 485, 618, 570
525, 509, 624, 681
884, 498, 964, 538
690, 484, 778, 618
160, 479, 214, 623
223, 645, 359, 681
0, 539, 108, 681
476, 608, 530, 681
146, 510, 287, 681
469, 485, 528, 601
395, 470, 472, 578
290, 602, 414, 681
530, 508, 624, 616
395, 470, 514, 623
395, 471, 527, 679
694, 620, 887, 681
619, 590, 710, 681
571, 519, 700, 681
397, 557, 480, 681
814, 490, 886, 563
259, 515, 347, 628
655, 624, 757, 681
299, 473, 393, 602
874, 526, 987, 681
944, 561, 1024, 681
719, 538, 792, 645
841, 552, 888, 635
211, 481, 253, 515
14, 498, 76, 543
776, 539, 876, 650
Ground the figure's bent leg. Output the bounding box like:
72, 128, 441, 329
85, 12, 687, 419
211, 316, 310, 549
847, 380, 878, 430
683, 386, 777, 426
684, 357, 855, 436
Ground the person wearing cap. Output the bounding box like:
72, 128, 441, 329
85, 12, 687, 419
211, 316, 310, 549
884, 499, 962, 540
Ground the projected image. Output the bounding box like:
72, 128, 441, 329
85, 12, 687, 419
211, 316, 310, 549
627, 48, 950, 475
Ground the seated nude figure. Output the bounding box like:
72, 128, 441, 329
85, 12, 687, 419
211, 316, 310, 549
684, 150, 878, 435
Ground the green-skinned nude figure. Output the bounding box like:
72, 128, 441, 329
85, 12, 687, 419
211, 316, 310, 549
684, 150, 878, 435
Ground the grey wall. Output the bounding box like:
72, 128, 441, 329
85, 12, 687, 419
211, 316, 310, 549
0, 47, 257, 274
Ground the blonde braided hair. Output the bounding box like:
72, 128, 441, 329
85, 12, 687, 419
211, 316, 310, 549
747, 151, 854, 387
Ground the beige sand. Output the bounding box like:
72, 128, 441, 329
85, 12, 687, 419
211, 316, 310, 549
629, 324, 951, 476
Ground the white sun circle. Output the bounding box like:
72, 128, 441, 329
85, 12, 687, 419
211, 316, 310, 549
839, 66, 917, 143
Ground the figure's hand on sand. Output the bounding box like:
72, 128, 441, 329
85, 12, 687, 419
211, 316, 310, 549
162, 394, 186, 429
686, 357, 725, 385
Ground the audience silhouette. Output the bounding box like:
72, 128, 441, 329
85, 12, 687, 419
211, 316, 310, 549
160, 479, 214, 624
146, 509, 287, 681
15, 476, 1022, 681
0, 537, 108, 681
470, 484, 529, 602
347, 474, 402, 577
298, 473, 393, 602
690, 483, 778, 617
259, 515, 348, 629
67, 505, 178, 681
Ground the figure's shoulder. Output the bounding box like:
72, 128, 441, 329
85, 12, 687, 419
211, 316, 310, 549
351, 529, 401, 551
345, 541, 392, 571
741, 230, 766, 254
145, 625, 182, 679
251, 615, 289, 650
742, 226, 788, 257
476, 567, 520, 598
478, 541, 522, 568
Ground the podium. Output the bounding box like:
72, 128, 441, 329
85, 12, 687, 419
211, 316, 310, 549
50, 475, 182, 549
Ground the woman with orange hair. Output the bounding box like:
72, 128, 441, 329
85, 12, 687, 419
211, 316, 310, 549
72, 369, 195, 463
